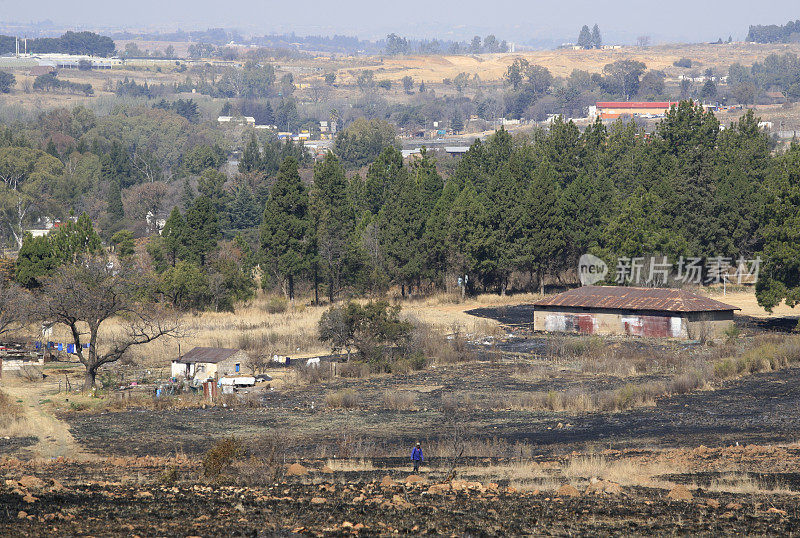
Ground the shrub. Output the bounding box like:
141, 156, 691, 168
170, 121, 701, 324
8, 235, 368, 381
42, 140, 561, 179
673, 58, 694, 68
326, 389, 359, 409
723, 323, 741, 342
0, 391, 23, 428
338, 362, 370, 378
440, 393, 475, 413
382, 390, 416, 410
294, 363, 332, 384
670, 371, 705, 394
263, 295, 288, 314
159, 466, 178, 485
203, 437, 246, 478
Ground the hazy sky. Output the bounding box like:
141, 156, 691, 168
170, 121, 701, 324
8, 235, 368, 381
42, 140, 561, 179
2, 0, 798, 44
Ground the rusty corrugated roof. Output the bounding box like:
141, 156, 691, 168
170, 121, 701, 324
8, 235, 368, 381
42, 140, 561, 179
533, 286, 740, 313
177, 347, 240, 364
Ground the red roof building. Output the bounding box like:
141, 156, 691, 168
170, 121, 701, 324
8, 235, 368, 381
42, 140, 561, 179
594, 102, 679, 119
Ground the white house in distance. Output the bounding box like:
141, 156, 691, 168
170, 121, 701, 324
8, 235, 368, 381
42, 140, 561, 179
171, 347, 250, 383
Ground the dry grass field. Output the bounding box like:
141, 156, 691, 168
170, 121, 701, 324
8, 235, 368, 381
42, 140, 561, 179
342, 42, 800, 83
38, 286, 799, 373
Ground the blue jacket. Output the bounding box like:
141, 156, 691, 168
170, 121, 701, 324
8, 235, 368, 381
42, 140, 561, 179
411, 447, 423, 461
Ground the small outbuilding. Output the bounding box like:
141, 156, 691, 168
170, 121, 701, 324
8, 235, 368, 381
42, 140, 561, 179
171, 347, 250, 383
533, 286, 739, 340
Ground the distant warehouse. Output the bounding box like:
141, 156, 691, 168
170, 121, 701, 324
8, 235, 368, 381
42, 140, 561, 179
591, 101, 680, 120
533, 286, 739, 340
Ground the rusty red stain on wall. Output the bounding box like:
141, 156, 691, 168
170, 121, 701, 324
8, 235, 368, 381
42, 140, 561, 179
576, 315, 596, 334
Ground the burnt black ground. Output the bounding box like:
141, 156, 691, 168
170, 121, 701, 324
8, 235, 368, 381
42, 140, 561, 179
61, 365, 800, 459
2, 479, 799, 537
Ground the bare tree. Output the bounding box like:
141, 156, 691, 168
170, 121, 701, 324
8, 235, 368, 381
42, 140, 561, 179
37, 259, 181, 390
0, 282, 31, 337
637, 35, 651, 48
244, 349, 270, 375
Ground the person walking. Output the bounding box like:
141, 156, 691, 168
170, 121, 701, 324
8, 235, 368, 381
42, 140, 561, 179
411, 442, 423, 472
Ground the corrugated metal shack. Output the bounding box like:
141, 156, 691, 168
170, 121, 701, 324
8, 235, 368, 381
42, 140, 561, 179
533, 286, 739, 340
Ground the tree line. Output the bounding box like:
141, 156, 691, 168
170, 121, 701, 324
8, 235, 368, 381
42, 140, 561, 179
7, 100, 800, 316
0, 31, 115, 57
746, 20, 800, 44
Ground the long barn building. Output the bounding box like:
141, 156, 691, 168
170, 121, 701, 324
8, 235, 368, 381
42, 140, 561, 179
592, 101, 680, 120
533, 286, 739, 340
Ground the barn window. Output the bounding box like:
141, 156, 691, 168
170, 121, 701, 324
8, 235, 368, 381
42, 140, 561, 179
235, 363, 240, 373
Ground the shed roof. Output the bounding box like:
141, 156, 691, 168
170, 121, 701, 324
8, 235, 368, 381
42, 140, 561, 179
176, 347, 241, 364
533, 286, 739, 313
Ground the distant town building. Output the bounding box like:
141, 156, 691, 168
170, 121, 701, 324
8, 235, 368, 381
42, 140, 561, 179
593, 101, 680, 120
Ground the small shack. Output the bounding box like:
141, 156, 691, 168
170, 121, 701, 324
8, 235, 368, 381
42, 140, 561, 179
171, 347, 250, 383
533, 286, 739, 340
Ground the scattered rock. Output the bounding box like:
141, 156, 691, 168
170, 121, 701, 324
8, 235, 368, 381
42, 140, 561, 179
391, 494, 413, 509
405, 474, 426, 484
557, 484, 581, 497
286, 463, 309, 476
666, 485, 693, 501
604, 482, 623, 495
726, 502, 742, 511
721, 511, 735, 519
319, 466, 334, 474
426, 483, 450, 495
341, 521, 353, 529
706, 499, 720, 509
22, 494, 38, 503
584, 481, 606, 495
17, 511, 27, 519
234, 503, 245, 513
310, 497, 326, 505
767, 507, 787, 516
18, 475, 44, 490
380, 475, 396, 487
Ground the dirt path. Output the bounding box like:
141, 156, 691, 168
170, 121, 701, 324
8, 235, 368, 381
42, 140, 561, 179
1, 381, 95, 461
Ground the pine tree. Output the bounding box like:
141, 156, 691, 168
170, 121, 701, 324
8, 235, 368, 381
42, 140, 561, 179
363, 146, 406, 215
260, 157, 310, 301
516, 162, 567, 294
107, 179, 124, 220
421, 179, 460, 286
161, 207, 187, 268
311, 152, 354, 302
379, 168, 425, 297
197, 168, 231, 227
181, 177, 195, 210
15, 235, 59, 288
229, 185, 260, 230
184, 196, 219, 266
412, 148, 444, 217
756, 144, 800, 311
451, 112, 465, 133
447, 182, 492, 290
239, 133, 262, 173
591, 24, 603, 49
577, 25, 593, 49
